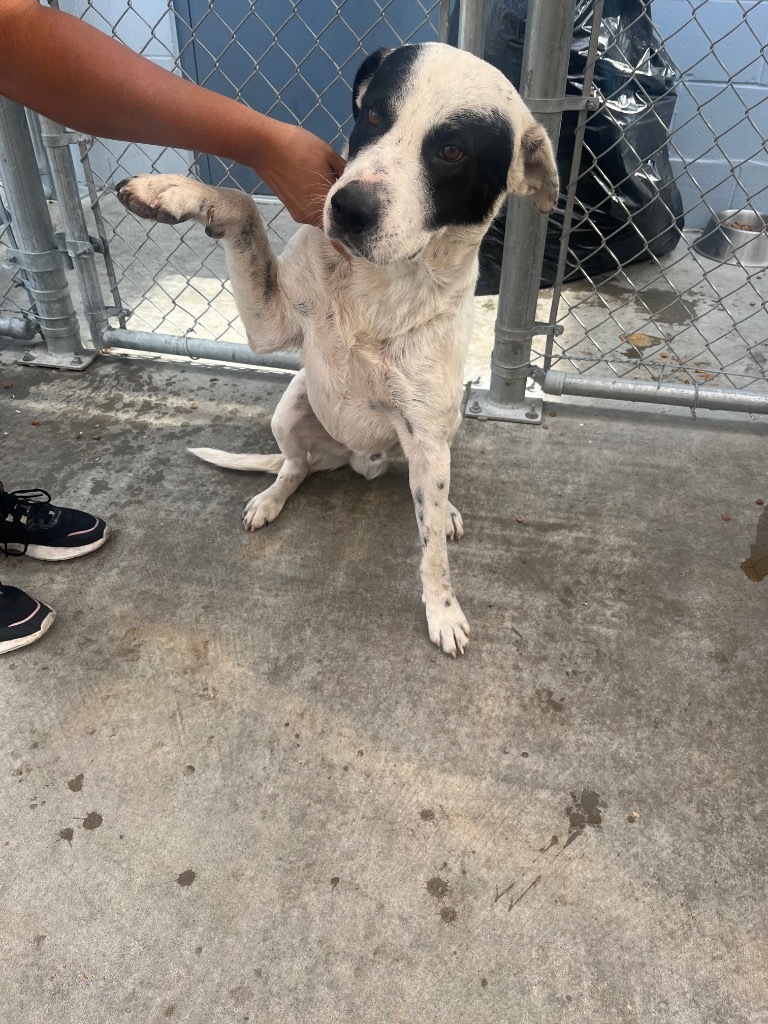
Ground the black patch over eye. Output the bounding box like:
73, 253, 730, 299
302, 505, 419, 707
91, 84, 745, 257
348, 45, 422, 160
422, 110, 513, 229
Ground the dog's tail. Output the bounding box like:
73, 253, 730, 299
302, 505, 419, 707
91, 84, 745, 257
188, 447, 285, 474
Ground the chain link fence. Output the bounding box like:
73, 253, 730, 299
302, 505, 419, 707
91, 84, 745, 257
65, 0, 442, 351
1, 0, 767, 415
536, 0, 768, 400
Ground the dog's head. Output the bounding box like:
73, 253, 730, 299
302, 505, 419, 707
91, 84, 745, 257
324, 42, 559, 264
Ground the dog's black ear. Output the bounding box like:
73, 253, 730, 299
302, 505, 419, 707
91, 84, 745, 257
352, 48, 392, 119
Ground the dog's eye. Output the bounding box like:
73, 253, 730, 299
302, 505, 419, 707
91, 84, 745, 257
367, 108, 380, 127
439, 145, 464, 163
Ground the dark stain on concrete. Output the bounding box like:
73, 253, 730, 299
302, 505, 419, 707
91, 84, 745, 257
575, 279, 698, 325
420, 808, 436, 821
330, 877, 340, 890
508, 874, 542, 911
536, 687, 566, 713
635, 286, 697, 324
117, 627, 143, 663
33, 934, 46, 947
82, 811, 103, 831
740, 508, 768, 582
176, 869, 196, 887
67, 773, 84, 792
89, 478, 111, 497
565, 790, 605, 847
59, 827, 74, 844
183, 765, 195, 776
163, 1006, 175, 1018
230, 986, 253, 1007
426, 877, 450, 901
439, 906, 457, 925
539, 835, 559, 855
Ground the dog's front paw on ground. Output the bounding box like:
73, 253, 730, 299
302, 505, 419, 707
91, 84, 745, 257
446, 502, 464, 541
242, 492, 284, 531
425, 596, 470, 657
116, 173, 208, 227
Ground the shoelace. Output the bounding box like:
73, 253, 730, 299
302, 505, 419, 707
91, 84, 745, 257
0, 487, 56, 557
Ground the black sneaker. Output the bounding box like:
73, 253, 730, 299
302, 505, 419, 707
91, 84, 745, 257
0, 582, 55, 654
0, 483, 111, 561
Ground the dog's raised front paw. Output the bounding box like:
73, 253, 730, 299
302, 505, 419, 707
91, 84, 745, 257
425, 595, 470, 657
116, 173, 203, 225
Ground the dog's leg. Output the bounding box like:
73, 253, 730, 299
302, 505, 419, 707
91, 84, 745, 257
443, 410, 464, 541
242, 372, 351, 530
116, 174, 302, 351
400, 437, 470, 657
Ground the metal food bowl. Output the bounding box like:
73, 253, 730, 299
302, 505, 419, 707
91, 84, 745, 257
693, 208, 768, 267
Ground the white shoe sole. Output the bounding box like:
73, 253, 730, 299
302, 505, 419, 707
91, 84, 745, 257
3, 526, 111, 561
0, 609, 56, 654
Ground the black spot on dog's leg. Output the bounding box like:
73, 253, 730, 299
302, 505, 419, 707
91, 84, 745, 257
437, 481, 445, 490
414, 488, 423, 506
403, 417, 414, 435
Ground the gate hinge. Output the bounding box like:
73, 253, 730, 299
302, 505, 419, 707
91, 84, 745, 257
5, 245, 71, 272
40, 129, 93, 148
495, 321, 564, 343
525, 94, 602, 115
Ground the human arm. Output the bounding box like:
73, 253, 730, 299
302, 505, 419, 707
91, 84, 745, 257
0, 0, 345, 225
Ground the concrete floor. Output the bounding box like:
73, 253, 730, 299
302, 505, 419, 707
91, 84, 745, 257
1, 348, 767, 1023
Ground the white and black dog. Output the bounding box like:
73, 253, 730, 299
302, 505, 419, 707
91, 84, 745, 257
117, 42, 558, 656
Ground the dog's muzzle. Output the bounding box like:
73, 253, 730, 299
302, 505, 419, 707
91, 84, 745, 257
327, 181, 381, 251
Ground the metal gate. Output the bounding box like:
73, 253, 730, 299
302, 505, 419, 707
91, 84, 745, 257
1, 0, 767, 417
465, 0, 768, 421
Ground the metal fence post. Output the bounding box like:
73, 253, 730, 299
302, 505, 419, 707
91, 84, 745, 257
38, 117, 110, 350
26, 110, 56, 201
458, 0, 486, 56
0, 96, 91, 368
465, 0, 576, 424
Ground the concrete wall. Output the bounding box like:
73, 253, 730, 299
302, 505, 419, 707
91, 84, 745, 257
652, 0, 768, 227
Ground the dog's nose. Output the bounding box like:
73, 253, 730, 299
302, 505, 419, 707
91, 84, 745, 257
330, 182, 381, 237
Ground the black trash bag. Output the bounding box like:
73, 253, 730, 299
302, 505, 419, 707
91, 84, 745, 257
450, 0, 685, 293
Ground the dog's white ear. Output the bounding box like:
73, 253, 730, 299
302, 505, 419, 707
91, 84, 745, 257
352, 48, 393, 119
508, 118, 559, 214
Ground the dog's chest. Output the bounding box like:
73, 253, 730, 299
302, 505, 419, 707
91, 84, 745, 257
285, 237, 472, 451
302, 323, 406, 448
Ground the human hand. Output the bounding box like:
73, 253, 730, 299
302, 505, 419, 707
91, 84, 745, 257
249, 121, 345, 227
